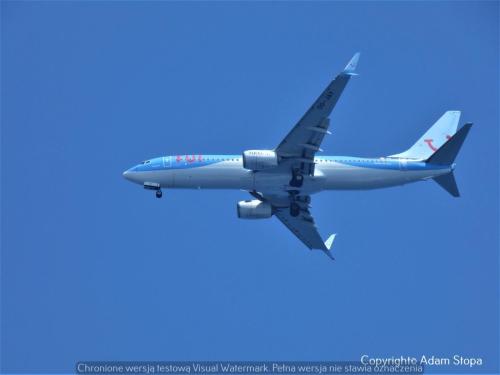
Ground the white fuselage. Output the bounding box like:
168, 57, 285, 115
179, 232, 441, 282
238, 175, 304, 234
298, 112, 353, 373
123, 155, 451, 197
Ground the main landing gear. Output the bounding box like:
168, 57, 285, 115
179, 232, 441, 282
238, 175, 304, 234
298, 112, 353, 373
288, 166, 310, 215
288, 191, 310, 217
289, 168, 304, 188
144, 182, 162, 199
290, 202, 300, 217
288, 190, 303, 217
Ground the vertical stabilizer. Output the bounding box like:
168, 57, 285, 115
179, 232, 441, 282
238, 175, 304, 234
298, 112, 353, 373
427, 123, 472, 165
389, 111, 461, 160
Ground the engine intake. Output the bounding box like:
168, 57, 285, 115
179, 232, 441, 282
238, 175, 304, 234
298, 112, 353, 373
237, 200, 272, 219
242, 150, 278, 171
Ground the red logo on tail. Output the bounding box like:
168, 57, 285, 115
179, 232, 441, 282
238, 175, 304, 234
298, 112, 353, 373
424, 135, 452, 151
424, 139, 438, 151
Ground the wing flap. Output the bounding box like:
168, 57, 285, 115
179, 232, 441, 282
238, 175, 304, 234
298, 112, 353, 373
275, 209, 327, 250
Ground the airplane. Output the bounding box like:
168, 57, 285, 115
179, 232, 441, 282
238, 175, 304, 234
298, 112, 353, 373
123, 53, 472, 259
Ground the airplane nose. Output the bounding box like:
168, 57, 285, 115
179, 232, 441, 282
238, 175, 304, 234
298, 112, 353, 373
123, 169, 132, 180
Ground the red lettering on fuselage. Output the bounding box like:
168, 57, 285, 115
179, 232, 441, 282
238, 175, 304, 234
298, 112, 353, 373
176, 155, 204, 163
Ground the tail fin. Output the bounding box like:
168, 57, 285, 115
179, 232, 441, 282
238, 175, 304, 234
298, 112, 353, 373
389, 111, 461, 160
433, 172, 460, 197
427, 123, 472, 165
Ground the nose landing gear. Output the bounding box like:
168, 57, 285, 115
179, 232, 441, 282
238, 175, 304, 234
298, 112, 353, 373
144, 182, 163, 199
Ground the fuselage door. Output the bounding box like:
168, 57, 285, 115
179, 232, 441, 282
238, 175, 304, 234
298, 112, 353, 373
163, 156, 171, 168
399, 159, 408, 171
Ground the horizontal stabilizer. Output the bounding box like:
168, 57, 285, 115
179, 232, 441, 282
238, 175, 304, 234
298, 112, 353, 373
427, 123, 472, 165
433, 172, 460, 197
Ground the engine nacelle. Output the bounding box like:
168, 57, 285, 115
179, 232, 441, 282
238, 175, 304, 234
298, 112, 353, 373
237, 200, 272, 219
242, 150, 278, 170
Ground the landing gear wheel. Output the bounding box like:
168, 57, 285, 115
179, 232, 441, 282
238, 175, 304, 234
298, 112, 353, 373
155, 190, 163, 198
289, 168, 304, 188
290, 203, 300, 217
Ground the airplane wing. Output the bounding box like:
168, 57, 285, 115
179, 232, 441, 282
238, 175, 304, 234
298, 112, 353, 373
261, 193, 336, 259
275, 53, 360, 175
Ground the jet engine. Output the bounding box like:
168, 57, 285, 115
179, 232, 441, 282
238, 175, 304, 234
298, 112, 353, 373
242, 150, 278, 171
237, 200, 272, 219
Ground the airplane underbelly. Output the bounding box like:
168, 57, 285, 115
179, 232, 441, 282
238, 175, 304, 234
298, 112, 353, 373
253, 171, 325, 195
322, 165, 412, 189
170, 165, 324, 194
253, 172, 289, 193
172, 163, 253, 190
321, 164, 444, 190
133, 170, 174, 187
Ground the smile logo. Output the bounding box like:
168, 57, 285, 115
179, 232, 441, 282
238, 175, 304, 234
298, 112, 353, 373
424, 135, 452, 151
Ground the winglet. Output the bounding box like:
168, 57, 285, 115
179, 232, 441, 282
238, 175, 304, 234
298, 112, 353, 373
343, 52, 360, 75
321, 234, 337, 260
324, 234, 336, 250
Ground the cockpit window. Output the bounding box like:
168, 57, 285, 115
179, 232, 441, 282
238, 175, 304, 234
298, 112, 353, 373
140, 160, 151, 165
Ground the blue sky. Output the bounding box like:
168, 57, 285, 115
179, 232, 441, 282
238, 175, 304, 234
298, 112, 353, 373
1, 1, 498, 373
